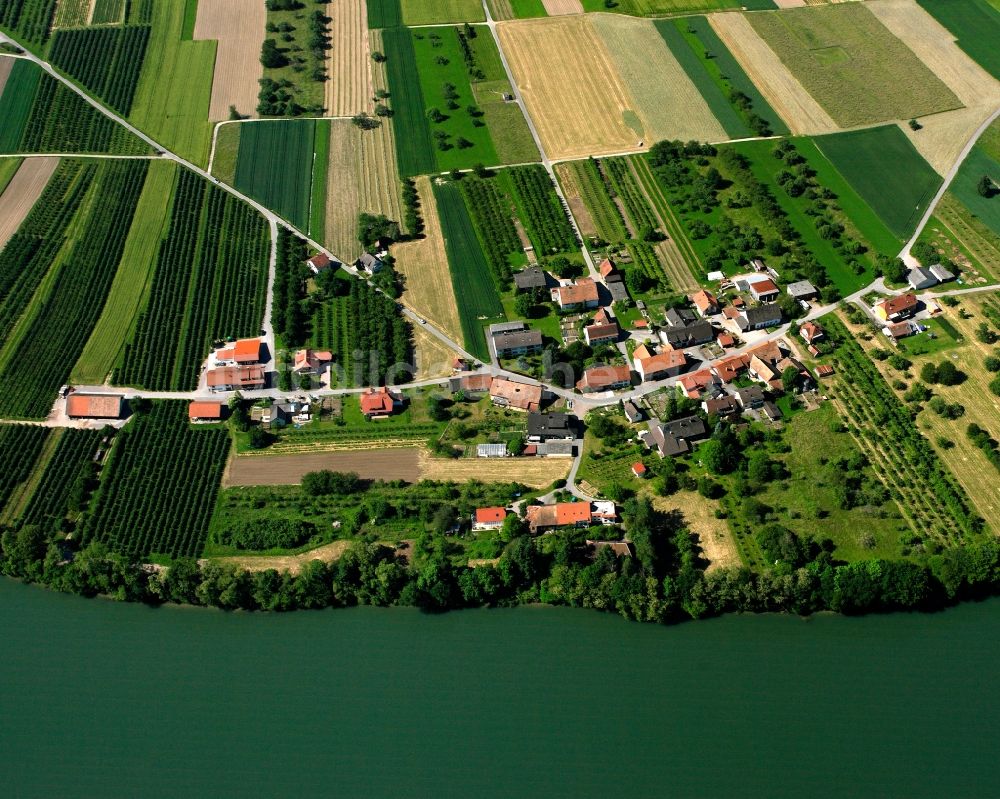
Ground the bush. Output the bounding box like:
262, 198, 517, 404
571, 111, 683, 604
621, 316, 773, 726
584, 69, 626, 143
301, 470, 362, 496
219, 518, 317, 551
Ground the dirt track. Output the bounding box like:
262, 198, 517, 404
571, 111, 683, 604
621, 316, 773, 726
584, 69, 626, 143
0, 157, 59, 250
207, 540, 352, 575
194, 0, 266, 120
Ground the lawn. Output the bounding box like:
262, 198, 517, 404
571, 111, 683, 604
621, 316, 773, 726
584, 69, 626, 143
748, 4, 960, 128
895, 317, 962, 358
210, 122, 240, 184
488, 0, 547, 19
950, 146, 1000, 240
815, 125, 942, 240
381, 26, 436, 177
411, 26, 500, 171
916, 0, 1000, 80
401, 0, 484, 25
432, 180, 505, 361
72, 161, 177, 385
234, 120, 318, 230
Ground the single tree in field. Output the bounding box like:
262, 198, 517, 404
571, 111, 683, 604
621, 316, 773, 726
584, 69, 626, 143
977, 175, 995, 198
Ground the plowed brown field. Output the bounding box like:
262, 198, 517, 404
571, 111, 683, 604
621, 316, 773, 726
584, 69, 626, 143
194, 0, 265, 120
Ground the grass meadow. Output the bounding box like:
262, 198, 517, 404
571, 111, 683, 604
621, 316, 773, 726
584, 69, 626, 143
748, 4, 960, 128
367, 0, 403, 28
401, 0, 484, 25
210, 122, 240, 184
815, 125, 942, 240
381, 26, 436, 176
950, 147, 1000, 240
234, 120, 320, 230
432, 180, 505, 360
486, 0, 547, 19
917, 0, 1000, 80
0, 158, 21, 194
580, 0, 747, 14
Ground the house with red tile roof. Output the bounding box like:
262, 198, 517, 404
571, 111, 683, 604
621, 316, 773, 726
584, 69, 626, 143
554, 278, 599, 310
207, 366, 266, 391
308, 252, 332, 273
293, 349, 332, 374
749, 279, 779, 302
188, 401, 225, 421
635, 348, 686, 381
360, 386, 401, 418
679, 369, 722, 399
473, 507, 507, 530
875, 293, 918, 322
490, 378, 542, 412
799, 321, 824, 344
526, 502, 592, 533
690, 289, 719, 316
576, 364, 631, 393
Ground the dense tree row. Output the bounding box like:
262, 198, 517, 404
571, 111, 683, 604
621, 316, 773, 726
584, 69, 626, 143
217, 518, 318, 552
0, 0, 57, 45
20, 428, 104, 535
50, 24, 151, 114
0, 159, 148, 418
80, 402, 230, 559
116, 170, 269, 390
604, 157, 658, 236
0, 425, 49, 513
457, 174, 520, 290
270, 227, 308, 341
505, 165, 577, 255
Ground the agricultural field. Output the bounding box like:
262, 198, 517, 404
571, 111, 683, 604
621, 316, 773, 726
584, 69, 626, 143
500, 16, 726, 161
49, 24, 151, 114
18, 428, 104, 535
82, 402, 230, 560
555, 159, 627, 245
233, 119, 326, 231
0, 159, 149, 419
323, 115, 403, 263
393, 176, 464, 344
128, 0, 215, 165
0, 0, 58, 47
380, 25, 436, 177
867, 0, 1000, 176
91, 0, 124, 25
949, 142, 1000, 240
579, 0, 745, 13
0, 57, 148, 154
815, 125, 942, 240
51, 0, 89, 28
401, 0, 484, 25
0, 156, 57, 250
433, 179, 505, 360
325, 0, 371, 117
916, 194, 1000, 285
115, 169, 270, 391
916, 0, 1000, 81
0, 424, 50, 516
193, 0, 265, 120
500, 165, 577, 255
747, 5, 961, 129
485, 0, 547, 19
367, 0, 402, 29
72, 160, 176, 384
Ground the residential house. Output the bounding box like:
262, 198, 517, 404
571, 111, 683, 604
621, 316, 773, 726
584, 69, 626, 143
645, 415, 707, 457
736, 386, 766, 409
703, 395, 740, 418
293, 349, 332, 374
636, 348, 686, 382
679, 369, 722, 400
761, 401, 782, 422
584, 308, 620, 346
473, 507, 507, 531
307, 252, 332, 274
514, 266, 549, 292
875, 293, 918, 322
799, 321, 824, 344
576, 364, 631, 393
717, 332, 736, 348
451, 374, 493, 395
477, 443, 509, 458
587, 540, 633, 558
554, 278, 599, 310
526, 502, 592, 533
622, 400, 643, 423
713, 353, 750, 383
355, 252, 383, 274
216, 338, 262, 365
188, 401, 225, 422
490, 378, 542, 412
207, 366, 266, 391
907, 267, 938, 290
599, 259, 630, 302
592, 501, 617, 525
748, 354, 779, 385
885, 320, 917, 341
665, 307, 698, 328
360, 386, 402, 418
749, 279, 780, 303
66, 393, 123, 419
786, 280, 818, 301
527, 412, 575, 442
492, 328, 543, 358
690, 289, 719, 317
252, 400, 309, 428
660, 320, 714, 349
737, 305, 782, 332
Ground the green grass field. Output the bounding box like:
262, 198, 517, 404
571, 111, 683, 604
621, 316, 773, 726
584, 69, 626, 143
815, 126, 942, 241
950, 146, 1000, 239
748, 4, 960, 128
382, 26, 436, 177
129, 0, 215, 166
433, 180, 504, 360
401, 0, 484, 25
367, 0, 402, 28
0, 59, 42, 152
210, 122, 240, 184
72, 161, 177, 384
411, 26, 499, 171
0, 157, 22, 194
917, 0, 1000, 80
310, 119, 330, 240
234, 120, 317, 230
489, 0, 547, 19
580, 0, 747, 14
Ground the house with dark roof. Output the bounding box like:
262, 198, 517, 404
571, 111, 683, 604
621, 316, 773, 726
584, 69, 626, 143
703, 395, 740, 418
527, 412, 575, 442
907, 267, 938, 290
492, 328, 543, 358
355, 252, 383, 273
622, 400, 643, 423
736, 386, 766, 409
660, 320, 714, 348
513, 266, 549, 291
645, 415, 708, 457
737, 305, 782, 332
665, 307, 698, 328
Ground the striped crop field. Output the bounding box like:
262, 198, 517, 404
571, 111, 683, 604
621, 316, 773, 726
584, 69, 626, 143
381, 25, 435, 177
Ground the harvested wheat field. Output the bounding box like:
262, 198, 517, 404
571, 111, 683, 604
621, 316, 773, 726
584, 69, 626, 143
226, 448, 423, 486
497, 17, 643, 160
709, 12, 838, 135
419, 452, 571, 488
868, 0, 1000, 174
0, 157, 59, 250
542, 0, 583, 14
326, 0, 371, 117
651, 491, 740, 573
325, 116, 402, 262
411, 325, 459, 380
194, 0, 265, 120
393, 176, 463, 344
206, 540, 352, 575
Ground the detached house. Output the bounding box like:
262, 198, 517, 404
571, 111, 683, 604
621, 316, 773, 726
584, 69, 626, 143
554, 278, 599, 310
875, 293, 918, 322
737, 305, 782, 332
360, 386, 402, 418
635, 348, 686, 382
490, 378, 542, 412
799, 321, 824, 344
584, 308, 620, 346
207, 366, 266, 392
473, 507, 507, 531
216, 337, 262, 365
749, 279, 780, 303
526, 502, 592, 533
690, 289, 719, 317
355, 252, 383, 274
513, 266, 549, 292
293, 349, 332, 374
576, 364, 631, 393
307, 252, 332, 274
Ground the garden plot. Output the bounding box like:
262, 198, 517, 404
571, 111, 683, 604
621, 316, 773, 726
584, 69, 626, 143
193, 0, 265, 120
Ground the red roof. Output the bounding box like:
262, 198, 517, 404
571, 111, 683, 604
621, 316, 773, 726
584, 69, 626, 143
691, 289, 718, 313
490, 378, 542, 412
576, 364, 631, 391
638, 349, 685, 376
632, 462, 647, 475
557, 502, 592, 525
585, 322, 619, 342
679, 369, 718, 398
206, 365, 266, 388
308, 252, 331, 269
66, 394, 122, 419
878, 293, 918, 317
800, 321, 823, 342
816, 365, 835, 377
460, 374, 494, 392
557, 278, 599, 306
233, 338, 261, 364
188, 401, 224, 420
633, 319, 649, 329
360, 387, 396, 416
475, 507, 506, 524
717, 333, 735, 347
599, 259, 616, 277
750, 279, 779, 296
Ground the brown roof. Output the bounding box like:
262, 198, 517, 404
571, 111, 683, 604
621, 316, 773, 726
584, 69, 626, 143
308, 252, 331, 269
526, 502, 592, 529
576, 364, 631, 391
714, 354, 750, 382
638, 349, 686, 375
723, 306, 742, 320
66, 394, 122, 419
360, 386, 396, 415
490, 378, 542, 412
585, 322, 619, 342
206, 365, 266, 388
188, 401, 224, 420
679, 369, 719, 397
886, 321, 914, 339
878, 293, 918, 316
816, 364, 835, 377
557, 278, 598, 306
598, 259, 616, 278
750, 279, 779, 296
460, 374, 494, 392
800, 321, 823, 342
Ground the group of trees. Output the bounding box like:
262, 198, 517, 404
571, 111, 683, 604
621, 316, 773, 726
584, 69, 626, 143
258, 3, 330, 116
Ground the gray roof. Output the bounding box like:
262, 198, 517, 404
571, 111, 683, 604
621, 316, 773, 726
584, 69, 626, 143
737, 386, 766, 406
739, 306, 782, 330
663, 415, 708, 440
607, 281, 630, 302
528, 412, 574, 439
762, 401, 782, 420
537, 441, 575, 456
662, 320, 713, 348
665, 307, 697, 328
907, 267, 938, 290
514, 267, 549, 290
490, 321, 527, 335
929, 264, 954, 283
477, 443, 508, 457
786, 280, 817, 298
493, 329, 543, 352
622, 400, 642, 422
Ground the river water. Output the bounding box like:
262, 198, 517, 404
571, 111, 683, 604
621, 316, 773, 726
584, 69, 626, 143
1, 579, 999, 797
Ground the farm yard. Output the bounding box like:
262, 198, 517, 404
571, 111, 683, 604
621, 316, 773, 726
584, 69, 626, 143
0, 156, 58, 250
747, 4, 961, 128
115, 169, 270, 391
815, 125, 942, 240
72, 160, 176, 385
234, 119, 326, 232
193, 0, 265, 120
326, 0, 371, 117
82, 402, 230, 560
128, 0, 215, 165
393, 176, 464, 344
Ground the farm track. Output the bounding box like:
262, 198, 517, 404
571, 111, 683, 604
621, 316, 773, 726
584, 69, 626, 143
193, 0, 266, 121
